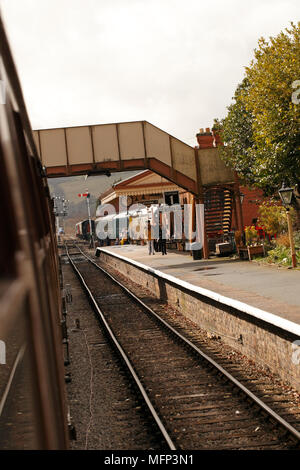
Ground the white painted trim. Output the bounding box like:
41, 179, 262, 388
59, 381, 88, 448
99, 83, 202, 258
114, 169, 148, 186
99, 247, 300, 337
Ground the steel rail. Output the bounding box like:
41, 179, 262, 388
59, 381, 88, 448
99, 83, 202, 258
74, 243, 300, 445
65, 244, 176, 450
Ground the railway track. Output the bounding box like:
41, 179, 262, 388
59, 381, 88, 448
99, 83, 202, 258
63, 242, 300, 450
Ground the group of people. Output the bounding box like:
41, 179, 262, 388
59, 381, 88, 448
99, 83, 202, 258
147, 221, 167, 256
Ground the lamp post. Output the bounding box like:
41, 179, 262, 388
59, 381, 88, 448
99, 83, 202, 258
278, 183, 297, 268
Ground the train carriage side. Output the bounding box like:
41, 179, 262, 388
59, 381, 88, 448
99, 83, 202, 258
0, 14, 68, 449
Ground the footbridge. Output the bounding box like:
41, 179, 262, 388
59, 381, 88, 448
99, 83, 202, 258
33, 122, 244, 256
33, 121, 235, 196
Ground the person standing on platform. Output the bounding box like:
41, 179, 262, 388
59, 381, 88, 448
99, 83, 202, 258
147, 221, 155, 255
159, 224, 167, 255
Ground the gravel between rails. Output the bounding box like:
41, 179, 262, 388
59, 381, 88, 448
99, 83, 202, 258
62, 258, 166, 450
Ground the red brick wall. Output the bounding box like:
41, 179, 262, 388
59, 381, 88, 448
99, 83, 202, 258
240, 187, 265, 227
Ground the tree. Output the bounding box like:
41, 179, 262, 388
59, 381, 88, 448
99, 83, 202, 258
214, 78, 257, 186
257, 202, 295, 236
218, 23, 300, 216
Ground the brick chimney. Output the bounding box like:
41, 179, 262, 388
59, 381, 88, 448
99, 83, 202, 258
196, 128, 214, 148
196, 127, 223, 148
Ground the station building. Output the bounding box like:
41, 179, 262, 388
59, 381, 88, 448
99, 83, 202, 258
97, 128, 267, 253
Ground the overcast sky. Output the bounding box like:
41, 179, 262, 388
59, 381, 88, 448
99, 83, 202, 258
1, 0, 299, 146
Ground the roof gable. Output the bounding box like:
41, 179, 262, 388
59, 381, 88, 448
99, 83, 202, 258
115, 170, 170, 189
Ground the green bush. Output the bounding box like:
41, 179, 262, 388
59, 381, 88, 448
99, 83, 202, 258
258, 203, 296, 236
265, 234, 300, 266
293, 231, 300, 249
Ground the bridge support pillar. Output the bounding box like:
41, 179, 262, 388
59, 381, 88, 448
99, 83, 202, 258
191, 195, 209, 259
193, 148, 209, 259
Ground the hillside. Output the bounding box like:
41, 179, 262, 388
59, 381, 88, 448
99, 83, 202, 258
47, 170, 139, 234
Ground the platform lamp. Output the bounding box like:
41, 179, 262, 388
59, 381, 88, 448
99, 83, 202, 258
278, 182, 297, 268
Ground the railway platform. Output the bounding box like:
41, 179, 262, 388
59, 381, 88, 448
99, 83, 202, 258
97, 245, 300, 327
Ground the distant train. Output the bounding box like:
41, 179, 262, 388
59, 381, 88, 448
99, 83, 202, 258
76, 200, 238, 254
75, 219, 96, 240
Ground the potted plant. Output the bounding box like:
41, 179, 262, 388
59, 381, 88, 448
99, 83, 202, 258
244, 225, 265, 260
